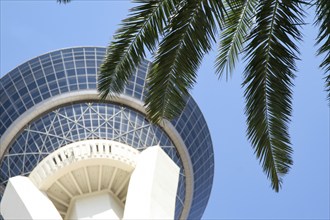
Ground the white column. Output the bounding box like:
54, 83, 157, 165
0, 176, 62, 220
123, 146, 180, 219
67, 192, 124, 220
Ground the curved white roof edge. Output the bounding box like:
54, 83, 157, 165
29, 139, 139, 190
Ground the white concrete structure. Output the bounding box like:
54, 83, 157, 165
68, 192, 124, 220
0, 140, 179, 220
1, 176, 61, 220
123, 146, 180, 219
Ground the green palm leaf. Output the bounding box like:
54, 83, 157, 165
315, 0, 330, 100
216, 0, 257, 79
98, 0, 178, 99
243, 0, 304, 191
56, 0, 326, 192
146, 0, 225, 123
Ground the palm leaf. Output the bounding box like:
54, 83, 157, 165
314, 0, 330, 101
243, 0, 304, 191
216, 0, 257, 79
57, 0, 70, 3
98, 0, 178, 99
146, 0, 225, 123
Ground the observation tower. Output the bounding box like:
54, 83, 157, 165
0, 47, 214, 219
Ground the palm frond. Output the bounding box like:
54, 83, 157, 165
146, 0, 225, 123
57, 0, 70, 3
208, 0, 227, 27
243, 0, 304, 191
314, 0, 330, 101
215, 0, 257, 80
98, 0, 178, 99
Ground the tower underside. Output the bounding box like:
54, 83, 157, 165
1, 140, 180, 219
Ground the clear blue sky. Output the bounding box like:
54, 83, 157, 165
1, 1, 329, 219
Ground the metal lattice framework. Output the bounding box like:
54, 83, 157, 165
0, 102, 186, 218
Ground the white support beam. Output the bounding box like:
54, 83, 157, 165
0, 176, 62, 220
123, 146, 180, 219
108, 168, 118, 191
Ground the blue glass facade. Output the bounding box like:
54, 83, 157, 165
0, 47, 213, 219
